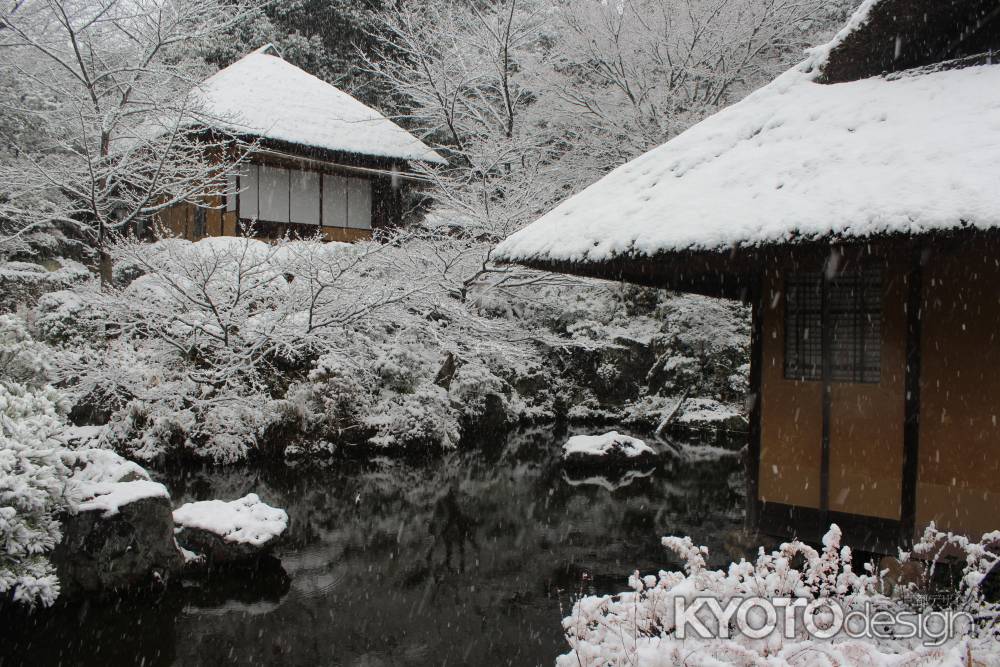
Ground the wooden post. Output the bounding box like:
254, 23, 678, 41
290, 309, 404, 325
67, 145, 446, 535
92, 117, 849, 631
900, 244, 923, 546
746, 269, 764, 531
820, 258, 832, 520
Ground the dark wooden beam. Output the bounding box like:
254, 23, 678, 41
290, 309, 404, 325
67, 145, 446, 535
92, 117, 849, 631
745, 269, 764, 531
820, 260, 832, 518
900, 244, 924, 546
516, 251, 757, 300
758, 501, 901, 555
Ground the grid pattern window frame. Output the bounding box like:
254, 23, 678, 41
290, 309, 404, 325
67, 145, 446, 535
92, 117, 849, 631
784, 267, 882, 384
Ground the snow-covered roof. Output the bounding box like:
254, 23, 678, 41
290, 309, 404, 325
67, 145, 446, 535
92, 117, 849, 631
194, 46, 445, 165
495, 5, 1000, 265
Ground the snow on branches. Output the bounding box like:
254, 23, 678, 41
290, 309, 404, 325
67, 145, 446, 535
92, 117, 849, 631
0, 0, 265, 275
558, 524, 1000, 666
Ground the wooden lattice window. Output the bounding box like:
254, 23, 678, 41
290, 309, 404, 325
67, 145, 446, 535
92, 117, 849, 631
784, 268, 881, 384
785, 273, 823, 381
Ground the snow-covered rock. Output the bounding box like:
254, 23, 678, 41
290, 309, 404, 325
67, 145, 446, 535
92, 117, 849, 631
53, 450, 181, 597
562, 431, 656, 468
173, 494, 289, 564
66, 449, 170, 516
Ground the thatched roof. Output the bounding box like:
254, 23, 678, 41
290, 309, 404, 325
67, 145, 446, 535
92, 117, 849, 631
819, 0, 1000, 83
195, 46, 445, 165
494, 0, 1000, 285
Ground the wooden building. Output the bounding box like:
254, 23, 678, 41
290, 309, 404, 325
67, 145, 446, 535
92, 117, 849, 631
158, 45, 444, 243
495, 0, 1000, 552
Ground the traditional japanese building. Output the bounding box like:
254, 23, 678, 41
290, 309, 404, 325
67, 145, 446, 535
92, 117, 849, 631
495, 0, 1000, 551
159, 45, 444, 243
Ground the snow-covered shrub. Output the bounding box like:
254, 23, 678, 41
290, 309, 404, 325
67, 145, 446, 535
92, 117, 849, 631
191, 404, 259, 464
99, 399, 197, 464
307, 354, 373, 427
374, 345, 427, 394
594, 362, 622, 393
558, 524, 1000, 666
0, 259, 91, 312
366, 383, 459, 451
50, 236, 441, 462
0, 382, 70, 607
449, 362, 510, 422
33, 289, 106, 347
728, 362, 751, 398
646, 354, 701, 396
99, 399, 256, 465
0, 314, 52, 387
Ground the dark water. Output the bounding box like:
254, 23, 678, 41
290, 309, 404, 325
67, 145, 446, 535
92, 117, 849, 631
3, 427, 751, 667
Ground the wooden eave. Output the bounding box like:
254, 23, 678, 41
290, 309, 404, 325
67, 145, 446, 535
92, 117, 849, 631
509, 227, 1000, 300
196, 129, 435, 183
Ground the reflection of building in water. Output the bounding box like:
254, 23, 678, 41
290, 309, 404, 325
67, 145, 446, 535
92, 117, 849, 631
425, 486, 479, 573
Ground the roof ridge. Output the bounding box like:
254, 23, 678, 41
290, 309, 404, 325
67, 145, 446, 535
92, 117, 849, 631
249, 43, 283, 58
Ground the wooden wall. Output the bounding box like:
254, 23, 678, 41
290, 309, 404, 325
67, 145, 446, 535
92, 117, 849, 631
157, 195, 239, 240
759, 262, 823, 509
917, 240, 1000, 536
828, 253, 905, 520
155, 149, 406, 244
158, 201, 374, 243
758, 246, 906, 521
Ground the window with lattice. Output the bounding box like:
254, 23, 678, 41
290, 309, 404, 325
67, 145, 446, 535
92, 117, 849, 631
784, 268, 881, 384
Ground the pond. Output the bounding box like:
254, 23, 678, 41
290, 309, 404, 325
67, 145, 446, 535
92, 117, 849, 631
3, 427, 750, 667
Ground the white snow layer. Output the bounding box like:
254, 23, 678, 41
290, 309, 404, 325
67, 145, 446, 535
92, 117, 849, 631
495, 35, 1000, 262
69, 449, 170, 518
194, 46, 445, 165
563, 431, 654, 458
172, 493, 288, 547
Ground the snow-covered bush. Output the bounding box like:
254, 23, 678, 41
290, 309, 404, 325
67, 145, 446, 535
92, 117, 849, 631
98, 397, 259, 465
366, 383, 459, 451
0, 259, 91, 313
33, 289, 106, 348
0, 314, 53, 387
374, 345, 427, 394
0, 381, 70, 607
307, 354, 373, 426
48, 236, 439, 461
449, 362, 510, 422
558, 524, 1000, 666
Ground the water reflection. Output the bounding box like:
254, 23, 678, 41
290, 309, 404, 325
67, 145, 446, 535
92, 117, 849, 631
3, 426, 749, 667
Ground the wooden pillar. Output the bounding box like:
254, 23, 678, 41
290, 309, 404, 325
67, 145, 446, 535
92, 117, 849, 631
819, 259, 833, 520
900, 244, 923, 546
745, 269, 764, 531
